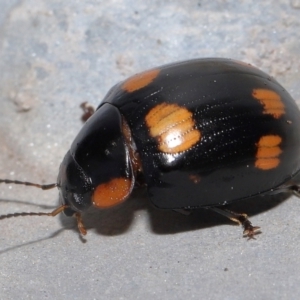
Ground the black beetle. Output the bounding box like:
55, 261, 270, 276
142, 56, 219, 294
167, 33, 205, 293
2, 58, 300, 238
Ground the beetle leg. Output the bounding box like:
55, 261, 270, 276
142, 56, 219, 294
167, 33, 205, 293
80, 102, 95, 122
74, 212, 87, 235
209, 207, 261, 239
290, 185, 300, 197
173, 208, 191, 215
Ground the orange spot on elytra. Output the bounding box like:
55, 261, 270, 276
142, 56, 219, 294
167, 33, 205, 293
257, 135, 282, 147
255, 158, 280, 170
252, 89, 285, 119
256, 146, 282, 158
145, 103, 201, 153
92, 177, 132, 208
255, 135, 282, 170
122, 68, 160, 93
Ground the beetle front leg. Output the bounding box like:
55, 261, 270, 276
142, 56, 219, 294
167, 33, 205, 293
209, 207, 261, 239
74, 212, 87, 235
80, 102, 95, 122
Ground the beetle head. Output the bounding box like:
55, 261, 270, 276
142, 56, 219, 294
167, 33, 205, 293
57, 150, 93, 216
57, 103, 135, 217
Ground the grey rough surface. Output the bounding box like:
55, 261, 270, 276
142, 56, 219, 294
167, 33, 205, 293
0, 1, 300, 299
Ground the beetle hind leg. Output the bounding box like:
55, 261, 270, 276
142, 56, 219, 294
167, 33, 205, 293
290, 184, 300, 197
209, 207, 261, 239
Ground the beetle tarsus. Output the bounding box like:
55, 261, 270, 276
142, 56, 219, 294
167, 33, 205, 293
229, 212, 261, 239
209, 207, 261, 239
243, 225, 261, 240
241, 219, 261, 240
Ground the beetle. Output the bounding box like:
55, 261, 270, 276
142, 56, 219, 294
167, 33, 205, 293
2, 58, 300, 238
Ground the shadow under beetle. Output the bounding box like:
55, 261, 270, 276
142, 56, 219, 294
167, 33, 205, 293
2, 58, 300, 239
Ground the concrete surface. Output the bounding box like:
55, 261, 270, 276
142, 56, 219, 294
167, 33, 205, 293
1, 1, 300, 299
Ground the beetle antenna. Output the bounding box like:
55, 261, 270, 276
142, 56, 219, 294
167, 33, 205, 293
0, 205, 67, 220
0, 179, 87, 235
0, 180, 66, 229
0, 179, 57, 190
0, 205, 87, 236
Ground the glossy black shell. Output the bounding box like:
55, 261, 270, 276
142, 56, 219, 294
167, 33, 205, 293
99, 58, 300, 209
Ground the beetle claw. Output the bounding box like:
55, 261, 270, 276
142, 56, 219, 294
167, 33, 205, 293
209, 207, 261, 239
